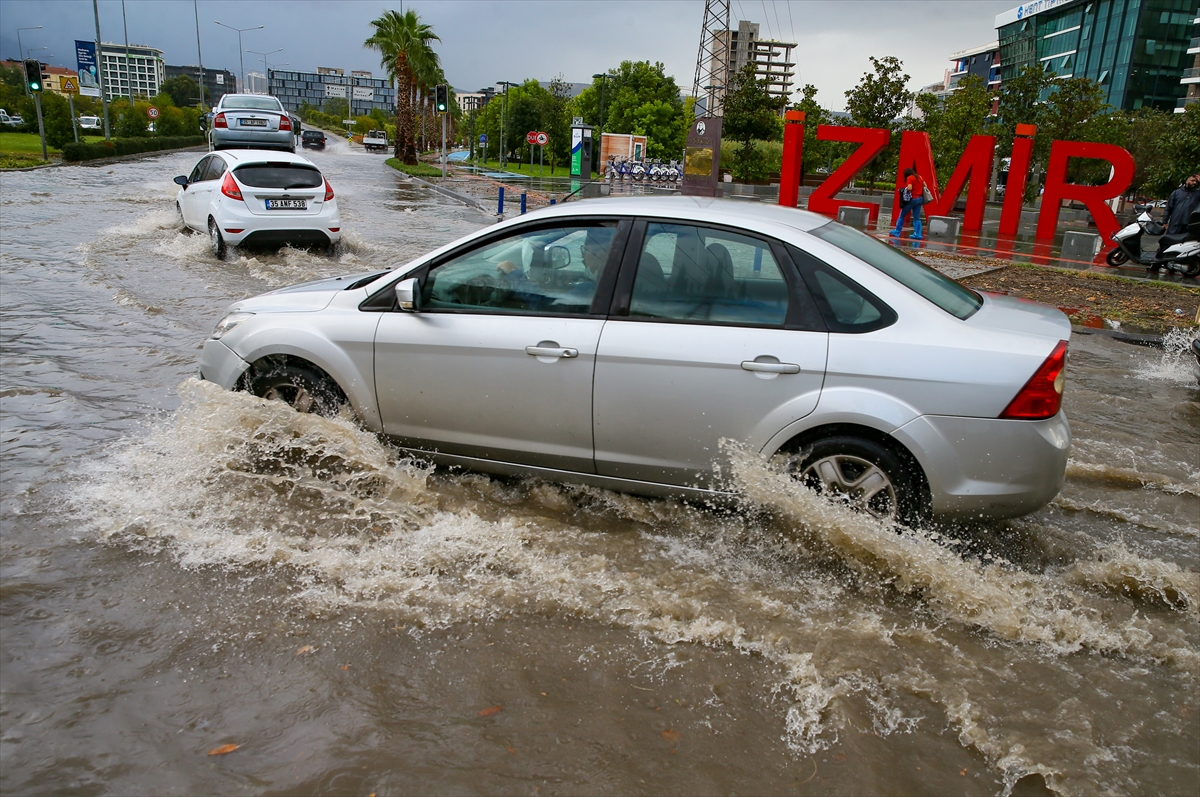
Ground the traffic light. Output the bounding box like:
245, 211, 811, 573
23, 59, 43, 93
434, 84, 448, 114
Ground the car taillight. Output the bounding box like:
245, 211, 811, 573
1000, 340, 1068, 420
279, 115, 292, 131
324, 180, 334, 202
220, 172, 243, 201
213, 112, 227, 128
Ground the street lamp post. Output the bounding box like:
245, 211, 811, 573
246, 48, 282, 94
592, 72, 612, 174
17, 26, 42, 97
214, 21, 262, 93
496, 80, 516, 169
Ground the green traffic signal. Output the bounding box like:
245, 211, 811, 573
23, 59, 43, 92
435, 84, 448, 114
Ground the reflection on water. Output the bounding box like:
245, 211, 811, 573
1, 146, 1197, 797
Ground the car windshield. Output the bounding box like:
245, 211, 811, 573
233, 164, 323, 189
221, 96, 283, 112
809, 222, 983, 319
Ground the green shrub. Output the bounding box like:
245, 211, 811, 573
62, 135, 205, 162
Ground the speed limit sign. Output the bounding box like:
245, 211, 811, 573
147, 106, 160, 119
535, 131, 548, 146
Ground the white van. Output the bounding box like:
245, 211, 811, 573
78, 115, 101, 130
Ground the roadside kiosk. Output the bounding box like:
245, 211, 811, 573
569, 121, 593, 179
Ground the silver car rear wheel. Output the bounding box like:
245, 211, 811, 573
801, 453, 898, 520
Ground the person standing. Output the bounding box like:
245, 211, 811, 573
890, 168, 925, 240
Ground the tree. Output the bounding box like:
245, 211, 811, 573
364, 8, 440, 164
575, 61, 686, 159
722, 63, 784, 181
791, 83, 830, 181
323, 97, 348, 120
915, 74, 994, 180
844, 56, 911, 190
160, 75, 199, 108
1146, 103, 1200, 197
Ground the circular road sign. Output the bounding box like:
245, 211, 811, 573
525, 131, 537, 145
535, 132, 548, 146
479, 134, 488, 143
147, 106, 160, 119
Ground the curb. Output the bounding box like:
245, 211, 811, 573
1, 144, 210, 171
1071, 325, 1165, 348
387, 163, 489, 215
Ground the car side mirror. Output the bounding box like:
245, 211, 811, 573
395, 277, 421, 312
173, 175, 189, 188
546, 245, 571, 269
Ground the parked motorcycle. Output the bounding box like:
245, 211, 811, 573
1106, 206, 1200, 277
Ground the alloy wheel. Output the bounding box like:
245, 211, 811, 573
800, 454, 898, 520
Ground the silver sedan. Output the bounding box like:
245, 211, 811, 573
208, 93, 295, 153
200, 197, 1071, 525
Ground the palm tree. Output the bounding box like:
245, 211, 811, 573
364, 9, 439, 164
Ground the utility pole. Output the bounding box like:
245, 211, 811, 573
91, 0, 111, 138
193, 0, 206, 110
121, 0, 131, 99
497, 80, 515, 169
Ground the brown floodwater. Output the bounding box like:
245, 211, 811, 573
1, 141, 1197, 797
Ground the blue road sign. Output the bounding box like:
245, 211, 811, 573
479, 134, 488, 143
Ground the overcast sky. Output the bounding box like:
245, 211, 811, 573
0, 0, 1017, 111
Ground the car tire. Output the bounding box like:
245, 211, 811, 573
175, 201, 186, 231
1105, 248, 1128, 267
208, 218, 227, 259
247, 362, 345, 417
781, 435, 927, 527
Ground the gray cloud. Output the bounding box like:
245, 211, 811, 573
1, 0, 1015, 111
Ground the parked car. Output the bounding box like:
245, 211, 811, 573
199, 197, 1072, 525
301, 129, 326, 149
78, 115, 101, 130
208, 93, 295, 153
1, 109, 25, 127
173, 149, 340, 257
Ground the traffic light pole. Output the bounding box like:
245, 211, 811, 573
33, 93, 47, 160
441, 111, 447, 178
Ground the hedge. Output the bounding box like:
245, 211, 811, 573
62, 136, 207, 163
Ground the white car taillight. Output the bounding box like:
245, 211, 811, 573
220, 172, 243, 201
1000, 340, 1068, 420
324, 180, 334, 202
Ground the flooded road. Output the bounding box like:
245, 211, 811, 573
1, 142, 1197, 797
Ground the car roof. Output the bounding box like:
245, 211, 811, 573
214, 149, 319, 169
521, 195, 831, 233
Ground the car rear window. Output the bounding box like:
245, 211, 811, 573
233, 164, 323, 188
222, 96, 283, 112
809, 222, 983, 319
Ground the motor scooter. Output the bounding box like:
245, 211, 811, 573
1106, 206, 1200, 277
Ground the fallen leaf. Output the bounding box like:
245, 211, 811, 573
506, 746, 517, 754
960, 768, 968, 776
207, 744, 240, 756
295, 645, 314, 656
339, 665, 350, 671
478, 705, 504, 717
661, 729, 680, 742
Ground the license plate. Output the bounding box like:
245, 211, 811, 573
265, 199, 306, 210
239, 118, 267, 127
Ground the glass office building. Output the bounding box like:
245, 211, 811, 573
996, 0, 1198, 111
267, 68, 396, 117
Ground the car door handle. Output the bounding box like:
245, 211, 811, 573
526, 345, 578, 359
741, 360, 800, 374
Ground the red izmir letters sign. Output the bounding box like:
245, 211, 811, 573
777, 118, 1136, 244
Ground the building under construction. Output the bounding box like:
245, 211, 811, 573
703, 20, 796, 114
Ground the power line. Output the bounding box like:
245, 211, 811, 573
760, 0, 773, 39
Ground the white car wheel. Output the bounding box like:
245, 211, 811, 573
208, 218, 227, 259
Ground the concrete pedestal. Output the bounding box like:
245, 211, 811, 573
837, 206, 870, 229
1062, 231, 1102, 261
927, 216, 961, 239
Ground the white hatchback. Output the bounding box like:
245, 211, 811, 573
173, 150, 341, 257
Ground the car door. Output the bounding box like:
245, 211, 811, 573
593, 220, 829, 487
180, 155, 211, 228
192, 156, 227, 226
373, 219, 629, 473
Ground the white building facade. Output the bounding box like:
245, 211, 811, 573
99, 42, 165, 100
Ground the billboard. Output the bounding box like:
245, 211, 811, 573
74, 40, 101, 97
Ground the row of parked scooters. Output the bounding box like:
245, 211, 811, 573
606, 157, 681, 184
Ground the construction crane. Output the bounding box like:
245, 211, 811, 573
691, 0, 730, 118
